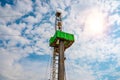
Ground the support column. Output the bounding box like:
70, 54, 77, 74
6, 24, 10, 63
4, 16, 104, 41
58, 40, 65, 80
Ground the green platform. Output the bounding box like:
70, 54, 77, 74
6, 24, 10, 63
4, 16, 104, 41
49, 30, 74, 49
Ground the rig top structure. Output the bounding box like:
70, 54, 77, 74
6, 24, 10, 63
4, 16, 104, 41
49, 11, 75, 80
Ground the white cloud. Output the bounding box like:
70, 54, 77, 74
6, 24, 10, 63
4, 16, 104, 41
23, 16, 38, 24
0, 25, 30, 49
15, 0, 33, 14
0, 50, 49, 80
35, 0, 50, 14
108, 14, 120, 26
0, 0, 33, 24
8, 23, 26, 31
0, 25, 21, 35
0, 4, 22, 24
65, 59, 96, 80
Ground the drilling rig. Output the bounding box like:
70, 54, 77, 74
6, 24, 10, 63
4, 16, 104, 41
49, 11, 75, 80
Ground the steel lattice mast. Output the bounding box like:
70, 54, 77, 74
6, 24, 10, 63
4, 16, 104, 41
49, 12, 75, 80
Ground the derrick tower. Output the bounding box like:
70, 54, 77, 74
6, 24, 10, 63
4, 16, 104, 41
49, 12, 75, 80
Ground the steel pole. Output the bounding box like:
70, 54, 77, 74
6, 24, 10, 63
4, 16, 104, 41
58, 40, 65, 80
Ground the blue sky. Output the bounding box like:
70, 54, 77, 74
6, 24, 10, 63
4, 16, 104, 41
0, 0, 120, 80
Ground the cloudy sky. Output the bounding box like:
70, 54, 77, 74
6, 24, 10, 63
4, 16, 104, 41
0, 0, 120, 80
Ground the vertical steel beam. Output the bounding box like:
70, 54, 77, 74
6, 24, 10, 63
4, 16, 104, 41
52, 48, 59, 80
52, 48, 56, 80
58, 40, 65, 80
